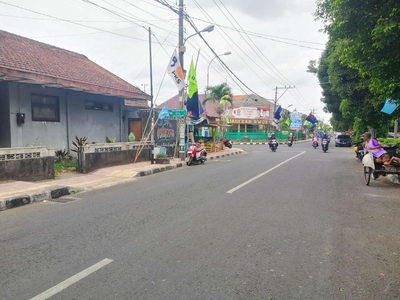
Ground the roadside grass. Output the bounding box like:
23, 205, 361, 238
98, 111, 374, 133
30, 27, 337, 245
55, 158, 78, 175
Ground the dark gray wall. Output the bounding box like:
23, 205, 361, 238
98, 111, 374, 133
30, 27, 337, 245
67, 91, 122, 146
7, 83, 124, 151
0, 82, 10, 148
81, 148, 151, 173
0, 157, 55, 182
8, 82, 68, 149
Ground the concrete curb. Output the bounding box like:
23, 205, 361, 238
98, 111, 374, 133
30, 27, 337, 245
0, 150, 245, 212
0, 186, 83, 211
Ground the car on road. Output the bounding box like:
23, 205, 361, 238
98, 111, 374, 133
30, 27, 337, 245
335, 134, 352, 147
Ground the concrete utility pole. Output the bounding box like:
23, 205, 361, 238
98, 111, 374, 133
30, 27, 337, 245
148, 27, 155, 148
177, 0, 185, 161
273, 85, 295, 115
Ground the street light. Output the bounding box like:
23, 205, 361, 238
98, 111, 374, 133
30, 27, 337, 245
206, 51, 232, 90
184, 25, 215, 45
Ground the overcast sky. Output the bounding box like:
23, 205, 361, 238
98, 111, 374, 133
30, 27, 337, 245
0, 0, 330, 122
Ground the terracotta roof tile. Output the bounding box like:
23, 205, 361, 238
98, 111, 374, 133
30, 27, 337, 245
0, 30, 149, 100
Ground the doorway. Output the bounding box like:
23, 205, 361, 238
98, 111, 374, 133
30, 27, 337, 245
128, 118, 142, 141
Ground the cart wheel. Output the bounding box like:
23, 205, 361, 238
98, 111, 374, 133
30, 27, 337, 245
364, 166, 372, 185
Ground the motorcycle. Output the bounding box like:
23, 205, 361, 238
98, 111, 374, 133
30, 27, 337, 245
321, 138, 329, 153
353, 141, 365, 161
186, 143, 207, 166
312, 140, 319, 149
223, 139, 233, 149
269, 139, 278, 152
287, 138, 293, 147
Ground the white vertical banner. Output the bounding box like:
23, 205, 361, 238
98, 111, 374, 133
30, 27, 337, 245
167, 50, 185, 91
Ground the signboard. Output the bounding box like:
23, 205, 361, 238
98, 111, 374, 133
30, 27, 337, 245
224, 106, 270, 119
228, 118, 269, 125
168, 109, 186, 118
155, 119, 176, 145
290, 112, 302, 130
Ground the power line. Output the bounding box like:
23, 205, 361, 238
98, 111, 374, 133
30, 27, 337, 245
191, 0, 276, 90
0, 0, 158, 42
214, 0, 288, 85
189, 15, 326, 47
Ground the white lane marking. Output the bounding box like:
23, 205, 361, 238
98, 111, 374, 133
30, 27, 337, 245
30, 258, 113, 300
227, 151, 305, 194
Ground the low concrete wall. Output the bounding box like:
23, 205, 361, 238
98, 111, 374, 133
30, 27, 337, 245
0, 156, 55, 181
0, 147, 55, 181
79, 142, 153, 173
81, 148, 151, 173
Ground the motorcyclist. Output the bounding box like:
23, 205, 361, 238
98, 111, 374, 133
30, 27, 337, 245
321, 132, 329, 143
288, 133, 294, 143
312, 132, 319, 147
269, 133, 278, 148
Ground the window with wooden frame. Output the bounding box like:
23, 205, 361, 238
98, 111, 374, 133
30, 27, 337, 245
31, 94, 60, 122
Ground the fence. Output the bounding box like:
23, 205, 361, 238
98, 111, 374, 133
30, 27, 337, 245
0, 147, 55, 181
78, 141, 153, 173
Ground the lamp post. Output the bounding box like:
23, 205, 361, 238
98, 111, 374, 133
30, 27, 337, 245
177, 6, 215, 160
206, 51, 231, 90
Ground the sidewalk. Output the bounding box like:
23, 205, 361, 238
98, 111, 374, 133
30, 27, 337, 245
0, 148, 245, 211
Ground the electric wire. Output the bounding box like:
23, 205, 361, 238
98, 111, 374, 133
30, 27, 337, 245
215, 0, 314, 110
214, 0, 288, 86
191, 0, 276, 91
0, 0, 164, 43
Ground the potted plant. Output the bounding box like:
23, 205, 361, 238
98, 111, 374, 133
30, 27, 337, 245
155, 153, 170, 164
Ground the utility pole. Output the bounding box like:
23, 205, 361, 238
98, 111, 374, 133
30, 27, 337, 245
273, 85, 295, 115
147, 27, 155, 142
177, 0, 185, 161
148, 27, 155, 164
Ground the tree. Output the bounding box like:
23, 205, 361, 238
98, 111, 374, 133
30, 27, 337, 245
315, 0, 400, 100
203, 83, 233, 139
202, 83, 233, 117
310, 3, 397, 137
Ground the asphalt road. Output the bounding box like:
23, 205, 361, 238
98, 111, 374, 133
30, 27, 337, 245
1, 142, 400, 299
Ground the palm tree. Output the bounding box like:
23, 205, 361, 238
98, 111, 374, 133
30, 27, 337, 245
202, 83, 233, 117
203, 83, 233, 140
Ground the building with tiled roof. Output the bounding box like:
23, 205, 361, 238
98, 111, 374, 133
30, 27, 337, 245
0, 30, 151, 150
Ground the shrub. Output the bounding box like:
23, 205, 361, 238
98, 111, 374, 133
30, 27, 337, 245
71, 136, 87, 153
156, 153, 167, 158
106, 137, 116, 143
128, 132, 135, 142
55, 149, 70, 162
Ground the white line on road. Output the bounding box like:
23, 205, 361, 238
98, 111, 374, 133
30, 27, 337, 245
226, 151, 305, 194
30, 258, 113, 300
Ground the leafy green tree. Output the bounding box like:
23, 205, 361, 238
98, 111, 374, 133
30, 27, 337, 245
203, 83, 233, 116
315, 0, 400, 99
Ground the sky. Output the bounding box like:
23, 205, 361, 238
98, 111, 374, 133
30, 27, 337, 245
0, 0, 330, 123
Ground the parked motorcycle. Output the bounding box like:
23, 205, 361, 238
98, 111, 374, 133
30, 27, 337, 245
186, 143, 207, 166
312, 140, 319, 149
269, 139, 278, 152
223, 139, 233, 149
321, 138, 329, 153
353, 141, 365, 161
